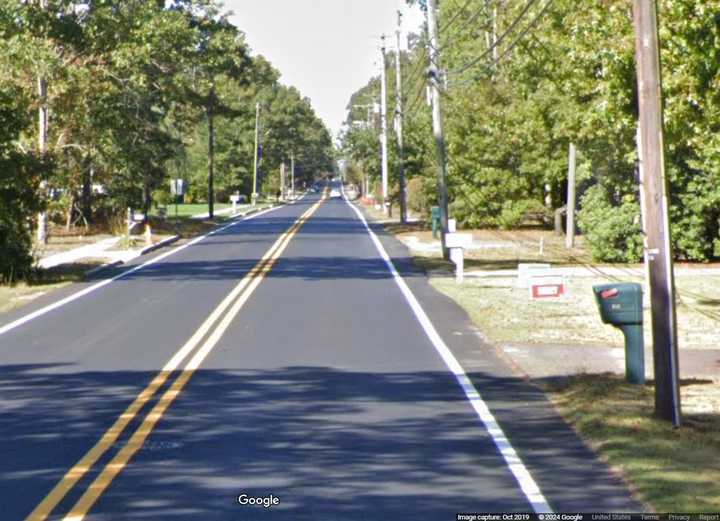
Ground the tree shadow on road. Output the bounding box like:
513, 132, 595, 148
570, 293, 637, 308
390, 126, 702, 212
0, 363, 643, 520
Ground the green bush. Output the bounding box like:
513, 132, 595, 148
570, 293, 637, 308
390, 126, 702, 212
153, 188, 171, 208
0, 152, 43, 282
577, 185, 643, 263
497, 198, 549, 229
407, 177, 429, 216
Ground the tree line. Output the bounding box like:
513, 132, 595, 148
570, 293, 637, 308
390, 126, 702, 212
0, 0, 334, 282
341, 0, 720, 263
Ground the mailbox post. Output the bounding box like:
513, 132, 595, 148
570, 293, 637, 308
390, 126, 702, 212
445, 232, 472, 284
230, 193, 241, 215
431, 206, 440, 239
593, 283, 645, 384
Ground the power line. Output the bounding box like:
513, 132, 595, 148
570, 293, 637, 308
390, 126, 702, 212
438, 0, 475, 33
449, 0, 554, 88
449, 0, 538, 75
402, 48, 430, 100
490, 0, 553, 66
438, 1, 494, 53
406, 78, 429, 115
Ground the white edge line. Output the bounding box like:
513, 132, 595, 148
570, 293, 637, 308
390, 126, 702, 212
0, 201, 297, 338
342, 189, 553, 514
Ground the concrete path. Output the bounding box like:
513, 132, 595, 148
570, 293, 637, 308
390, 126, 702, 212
499, 342, 720, 381
190, 206, 237, 219
37, 237, 121, 269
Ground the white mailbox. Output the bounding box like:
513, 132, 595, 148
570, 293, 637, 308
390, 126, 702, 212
445, 232, 472, 249
445, 232, 473, 284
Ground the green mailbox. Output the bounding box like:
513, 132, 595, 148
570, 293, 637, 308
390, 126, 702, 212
592, 282, 645, 384
431, 206, 440, 238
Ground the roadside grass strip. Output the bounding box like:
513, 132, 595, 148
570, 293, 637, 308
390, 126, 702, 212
27, 192, 326, 521
343, 191, 553, 513
543, 374, 720, 512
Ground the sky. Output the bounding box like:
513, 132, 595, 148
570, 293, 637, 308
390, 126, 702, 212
224, 0, 425, 140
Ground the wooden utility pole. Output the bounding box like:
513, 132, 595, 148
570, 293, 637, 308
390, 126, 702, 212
565, 143, 576, 249
291, 152, 295, 197
280, 162, 286, 200
37, 0, 49, 244
252, 102, 260, 204
426, 0, 450, 259
379, 35, 390, 216
207, 85, 215, 219
395, 11, 407, 224
633, 0, 681, 426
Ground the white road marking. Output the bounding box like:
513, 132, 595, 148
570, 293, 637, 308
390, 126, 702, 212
342, 190, 553, 514
0, 202, 296, 338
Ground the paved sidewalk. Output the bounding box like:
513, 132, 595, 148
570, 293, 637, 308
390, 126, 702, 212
37, 204, 276, 272
190, 206, 237, 219
499, 342, 720, 381
38, 237, 121, 269
37, 234, 180, 271
466, 265, 720, 278
397, 235, 720, 277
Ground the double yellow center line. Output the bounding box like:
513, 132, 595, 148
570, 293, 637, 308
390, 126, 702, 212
27, 191, 327, 521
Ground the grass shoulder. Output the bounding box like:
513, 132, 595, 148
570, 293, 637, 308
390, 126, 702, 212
542, 374, 720, 512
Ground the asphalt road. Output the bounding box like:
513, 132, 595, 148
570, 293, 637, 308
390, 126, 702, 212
0, 183, 642, 520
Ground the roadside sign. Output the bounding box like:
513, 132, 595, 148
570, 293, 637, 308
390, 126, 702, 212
529, 275, 566, 299
516, 263, 551, 288
170, 179, 186, 196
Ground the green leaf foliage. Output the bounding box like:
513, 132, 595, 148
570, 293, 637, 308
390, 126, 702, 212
0, 0, 333, 279
344, 0, 720, 262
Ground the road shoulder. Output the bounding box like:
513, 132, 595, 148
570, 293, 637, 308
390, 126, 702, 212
352, 201, 645, 513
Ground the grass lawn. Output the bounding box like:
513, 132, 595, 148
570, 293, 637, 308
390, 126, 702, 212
150, 203, 230, 218
388, 216, 720, 350
427, 269, 720, 350
0, 260, 106, 314
543, 374, 720, 512
148, 202, 273, 239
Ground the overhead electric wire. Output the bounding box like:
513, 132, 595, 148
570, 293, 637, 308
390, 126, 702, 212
438, 0, 476, 33
401, 48, 430, 101
489, 0, 553, 66
438, 2, 495, 53
403, 49, 428, 90
448, 0, 538, 75
449, 0, 554, 88
406, 79, 430, 116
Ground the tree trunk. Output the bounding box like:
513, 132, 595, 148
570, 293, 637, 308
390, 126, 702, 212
142, 180, 151, 224
65, 192, 75, 232
554, 206, 566, 236
81, 161, 93, 225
